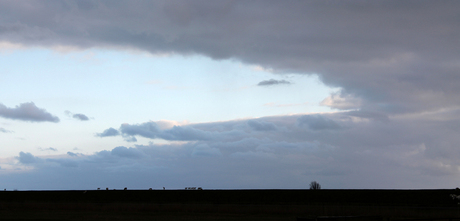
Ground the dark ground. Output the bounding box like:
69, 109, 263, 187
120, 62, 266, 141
0, 189, 459, 220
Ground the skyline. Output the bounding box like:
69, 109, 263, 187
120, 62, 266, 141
1, 0, 460, 189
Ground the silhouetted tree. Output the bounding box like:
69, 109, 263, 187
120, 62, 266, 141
309, 181, 321, 190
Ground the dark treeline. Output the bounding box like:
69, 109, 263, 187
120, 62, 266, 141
0, 189, 457, 206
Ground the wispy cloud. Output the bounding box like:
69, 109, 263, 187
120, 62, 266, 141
0, 127, 12, 133
257, 79, 291, 86
38, 147, 58, 152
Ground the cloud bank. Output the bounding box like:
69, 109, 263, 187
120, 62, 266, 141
4, 111, 460, 189
0, 1, 458, 115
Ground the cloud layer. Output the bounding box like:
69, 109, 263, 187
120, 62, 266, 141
1, 1, 458, 115
4, 111, 460, 190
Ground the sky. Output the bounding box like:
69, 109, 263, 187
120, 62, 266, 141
0, 0, 460, 190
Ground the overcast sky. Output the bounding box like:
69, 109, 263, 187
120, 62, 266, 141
1, 0, 460, 190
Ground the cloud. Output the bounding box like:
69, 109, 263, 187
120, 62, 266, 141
191, 144, 222, 157
257, 79, 291, 86
0, 127, 12, 133
116, 121, 245, 142
96, 127, 120, 137
297, 115, 343, 131
0, 102, 59, 122
344, 110, 390, 123
3, 112, 460, 189
38, 147, 58, 152
1, 1, 458, 115
65, 111, 90, 121
67, 152, 78, 157
46, 158, 78, 168
320, 92, 362, 110
72, 113, 89, 121
16, 152, 40, 164
110, 146, 145, 159
247, 120, 277, 131
118, 122, 160, 139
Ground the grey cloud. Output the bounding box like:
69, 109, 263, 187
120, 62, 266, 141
47, 159, 78, 168
72, 113, 89, 121
44, 112, 460, 188
344, 110, 390, 122
96, 127, 119, 137
1, 1, 458, 114
123, 136, 137, 142
119, 122, 160, 139
257, 79, 291, 86
320, 92, 362, 110
65, 111, 90, 121
38, 147, 57, 152
111, 146, 145, 159
0, 102, 59, 123
4, 112, 460, 189
16, 152, 40, 164
67, 152, 78, 157
0, 127, 12, 133
297, 115, 342, 131
159, 126, 217, 141
247, 120, 277, 131
191, 144, 222, 157
118, 121, 245, 141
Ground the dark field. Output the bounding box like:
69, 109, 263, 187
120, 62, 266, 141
0, 189, 459, 220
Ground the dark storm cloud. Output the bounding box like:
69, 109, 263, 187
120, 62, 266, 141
257, 79, 291, 86
0, 102, 59, 123
1, 1, 459, 114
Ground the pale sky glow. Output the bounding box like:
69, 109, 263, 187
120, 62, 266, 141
1, 47, 335, 170
1, 1, 460, 190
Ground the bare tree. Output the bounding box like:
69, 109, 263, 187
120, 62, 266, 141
309, 181, 321, 190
